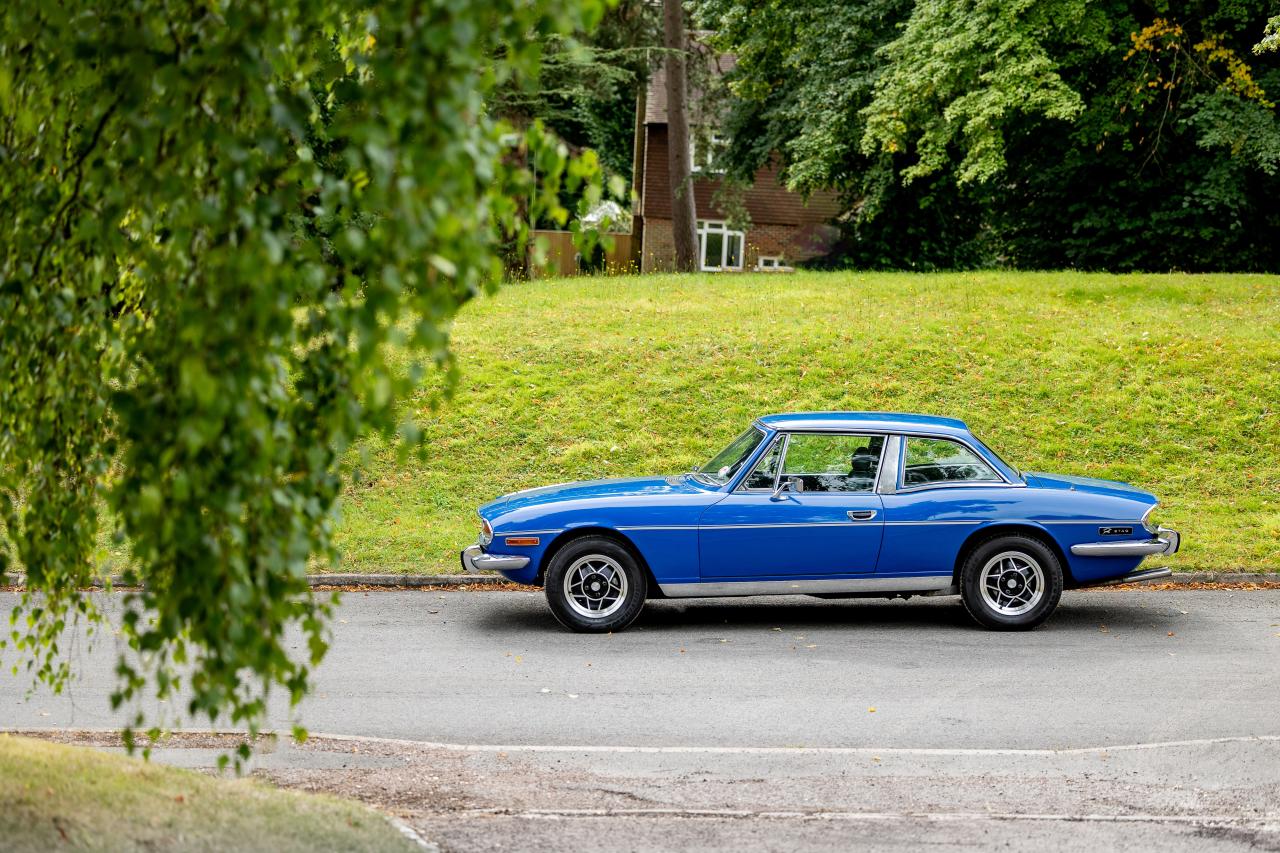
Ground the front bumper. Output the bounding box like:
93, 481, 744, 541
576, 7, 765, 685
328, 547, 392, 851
460, 543, 531, 573
1070, 526, 1180, 558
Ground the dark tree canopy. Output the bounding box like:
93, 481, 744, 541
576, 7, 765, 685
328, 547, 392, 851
0, 0, 604, 756
701, 0, 1280, 271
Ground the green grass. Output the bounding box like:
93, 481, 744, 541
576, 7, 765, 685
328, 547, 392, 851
334, 271, 1280, 574
0, 734, 415, 852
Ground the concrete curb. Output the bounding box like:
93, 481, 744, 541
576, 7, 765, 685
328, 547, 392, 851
1, 571, 1275, 590
0, 572, 514, 589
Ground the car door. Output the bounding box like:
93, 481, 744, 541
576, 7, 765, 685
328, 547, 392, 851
698, 432, 887, 579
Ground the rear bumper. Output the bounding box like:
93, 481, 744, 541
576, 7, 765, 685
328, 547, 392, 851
1071, 526, 1179, 558
1078, 566, 1173, 587
460, 543, 530, 573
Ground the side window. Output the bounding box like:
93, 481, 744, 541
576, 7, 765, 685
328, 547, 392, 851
779, 434, 885, 493
741, 438, 783, 490
902, 437, 1001, 487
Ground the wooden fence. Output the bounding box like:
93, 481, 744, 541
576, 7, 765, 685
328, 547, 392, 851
529, 230, 637, 278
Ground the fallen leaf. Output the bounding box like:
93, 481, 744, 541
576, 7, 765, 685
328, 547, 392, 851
868, 707, 876, 713
1167, 631, 1175, 637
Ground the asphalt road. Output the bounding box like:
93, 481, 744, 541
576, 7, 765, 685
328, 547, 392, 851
4, 588, 1279, 851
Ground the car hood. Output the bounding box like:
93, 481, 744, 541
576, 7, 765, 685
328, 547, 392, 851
481, 475, 708, 516
1023, 471, 1157, 504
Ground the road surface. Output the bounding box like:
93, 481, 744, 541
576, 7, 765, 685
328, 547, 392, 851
4, 588, 1279, 850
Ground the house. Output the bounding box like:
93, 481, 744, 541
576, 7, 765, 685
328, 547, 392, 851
632, 55, 842, 273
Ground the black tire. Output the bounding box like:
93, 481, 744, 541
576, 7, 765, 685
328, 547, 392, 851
960, 534, 1064, 631
544, 535, 648, 633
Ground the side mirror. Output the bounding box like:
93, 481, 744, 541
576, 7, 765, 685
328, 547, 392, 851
770, 476, 804, 501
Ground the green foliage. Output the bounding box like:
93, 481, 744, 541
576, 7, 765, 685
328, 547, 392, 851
0, 0, 603, 749
332, 272, 1280, 576
495, 0, 660, 185
702, 0, 1280, 271
862, 0, 1103, 185
1257, 14, 1280, 52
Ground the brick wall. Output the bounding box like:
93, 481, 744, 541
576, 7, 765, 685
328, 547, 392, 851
641, 217, 839, 273
640, 125, 841, 226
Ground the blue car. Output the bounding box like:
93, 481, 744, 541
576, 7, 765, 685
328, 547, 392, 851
461, 412, 1180, 632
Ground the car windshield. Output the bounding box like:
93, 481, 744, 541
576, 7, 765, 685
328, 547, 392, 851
694, 427, 766, 486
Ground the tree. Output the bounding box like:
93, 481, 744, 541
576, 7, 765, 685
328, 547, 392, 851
702, 0, 1280, 271
0, 0, 603, 758
493, 0, 661, 185
663, 0, 700, 271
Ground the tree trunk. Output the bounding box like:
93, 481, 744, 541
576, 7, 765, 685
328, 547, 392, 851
662, 0, 698, 273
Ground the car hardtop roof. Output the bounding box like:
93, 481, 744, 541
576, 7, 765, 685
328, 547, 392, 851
755, 411, 972, 437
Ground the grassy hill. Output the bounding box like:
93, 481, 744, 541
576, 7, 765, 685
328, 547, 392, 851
334, 271, 1279, 574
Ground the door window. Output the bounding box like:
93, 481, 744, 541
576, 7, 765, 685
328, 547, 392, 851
901, 437, 1001, 487
779, 434, 885, 493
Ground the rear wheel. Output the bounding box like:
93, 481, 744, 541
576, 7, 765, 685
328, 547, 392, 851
544, 536, 647, 633
960, 534, 1063, 630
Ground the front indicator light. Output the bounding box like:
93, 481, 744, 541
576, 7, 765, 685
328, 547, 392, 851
505, 536, 541, 547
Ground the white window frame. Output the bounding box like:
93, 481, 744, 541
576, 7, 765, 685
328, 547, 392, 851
755, 255, 795, 273
690, 131, 728, 175
697, 220, 745, 272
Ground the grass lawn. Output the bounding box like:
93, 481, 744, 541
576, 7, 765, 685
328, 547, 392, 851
0, 734, 415, 852
335, 271, 1279, 574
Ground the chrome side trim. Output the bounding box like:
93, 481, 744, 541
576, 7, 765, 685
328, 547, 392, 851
617, 520, 984, 531
461, 544, 531, 573
1070, 527, 1179, 558
882, 520, 982, 526
1040, 519, 1149, 526
699, 521, 873, 530
657, 576, 954, 598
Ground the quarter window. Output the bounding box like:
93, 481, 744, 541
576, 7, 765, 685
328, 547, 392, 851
741, 437, 783, 490
779, 434, 885, 493
902, 437, 1001, 487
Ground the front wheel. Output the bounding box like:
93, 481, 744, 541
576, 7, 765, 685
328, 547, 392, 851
960, 535, 1063, 631
544, 536, 647, 633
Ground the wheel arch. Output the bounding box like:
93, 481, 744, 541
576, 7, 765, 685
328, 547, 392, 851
952, 522, 1075, 587
537, 526, 662, 597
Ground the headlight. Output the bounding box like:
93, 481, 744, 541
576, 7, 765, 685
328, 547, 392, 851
1141, 504, 1158, 534
479, 517, 493, 546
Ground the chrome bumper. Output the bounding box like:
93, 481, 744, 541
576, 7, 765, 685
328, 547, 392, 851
1079, 567, 1173, 588
460, 543, 530, 573
1071, 526, 1180, 558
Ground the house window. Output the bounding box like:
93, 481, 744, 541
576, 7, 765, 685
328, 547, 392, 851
755, 256, 795, 272
690, 131, 728, 174
698, 220, 744, 272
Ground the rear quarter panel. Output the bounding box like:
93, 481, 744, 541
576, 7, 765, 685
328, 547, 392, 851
879, 486, 1155, 582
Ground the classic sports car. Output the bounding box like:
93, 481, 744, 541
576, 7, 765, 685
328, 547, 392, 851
461, 412, 1179, 632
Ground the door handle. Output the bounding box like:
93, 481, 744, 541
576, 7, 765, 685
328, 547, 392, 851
847, 510, 877, 521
